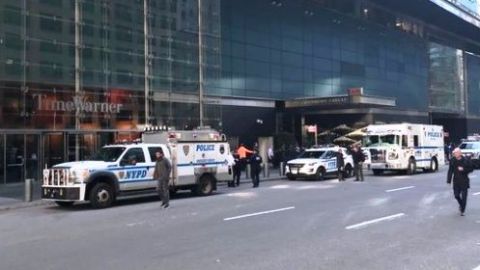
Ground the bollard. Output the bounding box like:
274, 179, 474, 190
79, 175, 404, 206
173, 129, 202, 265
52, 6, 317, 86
280, 162, 284, 176
25, 178, 34, 202
246, 164, 251, 179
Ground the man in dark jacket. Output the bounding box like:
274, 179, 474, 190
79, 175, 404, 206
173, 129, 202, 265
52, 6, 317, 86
351, 145, 365, 182
232, 153, 242, 187
154, 150, 172, 208
336, 148, 345, 182
249, 150, 263, 188
447, 148, 474, 216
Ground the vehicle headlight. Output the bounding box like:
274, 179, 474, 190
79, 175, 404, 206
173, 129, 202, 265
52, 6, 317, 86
388, 152, 399, 160
70, 169, 90, 183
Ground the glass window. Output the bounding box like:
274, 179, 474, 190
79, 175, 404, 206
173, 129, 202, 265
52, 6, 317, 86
3, 6, 21, 26
4, 33, 22, 50
40, 14, 63, 33
121, 148, 146, 164
148, 147, 165, 162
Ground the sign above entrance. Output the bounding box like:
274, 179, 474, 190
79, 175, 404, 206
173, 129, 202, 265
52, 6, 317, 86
32, 94, 123, 114
285, 94, 396, 109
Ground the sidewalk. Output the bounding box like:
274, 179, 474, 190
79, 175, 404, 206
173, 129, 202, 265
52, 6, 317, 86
0, 168, 286, 211
0, 181, 49, 211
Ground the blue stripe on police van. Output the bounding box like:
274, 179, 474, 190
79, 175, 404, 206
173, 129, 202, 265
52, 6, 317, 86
414, 146, 443, 149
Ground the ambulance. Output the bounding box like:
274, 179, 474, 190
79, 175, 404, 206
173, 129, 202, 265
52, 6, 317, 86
364, 123, 445, 175
41, 127, 234, 208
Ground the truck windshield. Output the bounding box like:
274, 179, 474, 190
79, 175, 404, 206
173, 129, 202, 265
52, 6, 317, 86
298, 151, 325, 159
91, 147, 126, 162
365, 135, 399, 147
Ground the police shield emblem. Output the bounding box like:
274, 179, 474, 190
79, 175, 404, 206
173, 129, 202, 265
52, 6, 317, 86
183, 145, 190, 156
118, 171, 125, 179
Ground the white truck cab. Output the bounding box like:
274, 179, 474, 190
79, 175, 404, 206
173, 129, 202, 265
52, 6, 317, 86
285, 147, 353, 180
42, 128, 233, 208
364, 123, 445, 175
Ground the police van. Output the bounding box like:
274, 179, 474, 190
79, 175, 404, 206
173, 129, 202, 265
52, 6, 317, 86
364, 123, 445, 175
42, 127, 233, 208
285, 146, 354, 180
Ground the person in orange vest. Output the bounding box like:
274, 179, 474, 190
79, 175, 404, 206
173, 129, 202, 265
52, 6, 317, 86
237, 144, 253, 159
236, 144, 253, 179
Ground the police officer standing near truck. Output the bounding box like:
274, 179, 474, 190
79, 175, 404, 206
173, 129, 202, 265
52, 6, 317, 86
336, 148, 345, 182
154, 150, 172, 208
447, 148, 474, 216
249, 150, 263, 188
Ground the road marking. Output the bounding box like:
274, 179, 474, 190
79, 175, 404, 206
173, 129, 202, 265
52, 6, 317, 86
472, 265, 480, 270
345, 213, 405, 230
224, 206, 295, 221
271, 184, 291, 189
386, 186, 415, 193
473, 192, 480, 196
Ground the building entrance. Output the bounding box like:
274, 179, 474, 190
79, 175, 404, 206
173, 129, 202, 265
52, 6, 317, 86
0, 130, 136, 185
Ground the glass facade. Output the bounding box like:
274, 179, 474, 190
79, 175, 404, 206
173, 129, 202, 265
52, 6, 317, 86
466, 52, 480, 116
428, 42, 465, 112
217, 0, 429, 110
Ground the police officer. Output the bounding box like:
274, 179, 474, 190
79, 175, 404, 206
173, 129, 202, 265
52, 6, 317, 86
336, 148, 345, 182
232, 153, 242, 187
447, 148, 474, 216
154, 150, 172, 208
249, 150, 263, 188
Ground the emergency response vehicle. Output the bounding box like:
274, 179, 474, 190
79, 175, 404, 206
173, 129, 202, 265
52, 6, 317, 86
459, 135, 480, 160
285, 146, 353, 180
364, 123, 444, 175
42, 127, 233, 208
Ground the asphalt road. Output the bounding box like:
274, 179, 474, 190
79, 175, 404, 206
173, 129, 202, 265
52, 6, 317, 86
1, 166, 480, 270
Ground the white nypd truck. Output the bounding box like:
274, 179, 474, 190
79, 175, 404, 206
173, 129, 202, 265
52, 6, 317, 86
364, 123, 445, 175
42, 127, 233, 208
285, 146, 354, 180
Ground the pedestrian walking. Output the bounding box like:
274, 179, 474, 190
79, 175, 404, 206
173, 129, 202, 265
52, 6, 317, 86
153, 150, 172, 208
447, 148, 474, 216
352, 145, 365, 181
232, 153, 242, 187
249, 150, 263, 188
336, 148, 345, 182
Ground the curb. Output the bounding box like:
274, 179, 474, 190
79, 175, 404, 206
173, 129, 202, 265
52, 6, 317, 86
0, 200, 54, 212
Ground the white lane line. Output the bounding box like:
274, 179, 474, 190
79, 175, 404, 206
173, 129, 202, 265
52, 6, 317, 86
386, 186, 415, 193
224, 206, 295, 221
345, 213, 405, 230
473, 192, 480, 196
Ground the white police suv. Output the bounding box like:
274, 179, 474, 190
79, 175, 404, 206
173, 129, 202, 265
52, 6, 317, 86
285, 147, 353, 180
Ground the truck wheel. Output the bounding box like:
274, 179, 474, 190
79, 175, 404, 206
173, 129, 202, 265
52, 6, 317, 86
430, 158, 438, 172
195, 175, 214, 196
316, 167, 325, 181
89, 183, 114, 209
344, 164, 353, 178
406, 159, 416, 175
372, 169, 383, 176
55, 201, 74, 207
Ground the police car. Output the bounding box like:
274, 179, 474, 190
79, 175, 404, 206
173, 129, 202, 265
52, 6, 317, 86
285, 147, 353, 180
42, 128, 233, 208
458, 140, 480, 160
